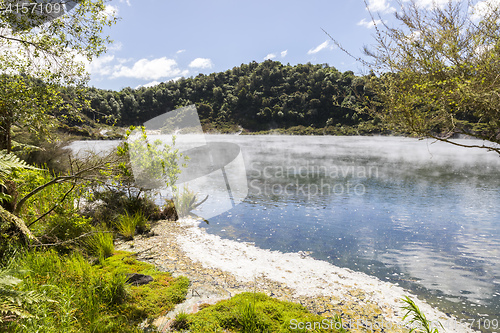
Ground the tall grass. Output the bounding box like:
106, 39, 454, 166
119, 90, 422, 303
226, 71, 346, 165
173, 186, 205, 218
84, 230, 114, 262
238, 300, 261, 333
401, 296, 443, 333
2, 250, 129, 332
116, 212, 147, 240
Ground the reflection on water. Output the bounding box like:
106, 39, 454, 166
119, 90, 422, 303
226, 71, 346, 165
69, 135, 500, 331
197, 136, 500, 331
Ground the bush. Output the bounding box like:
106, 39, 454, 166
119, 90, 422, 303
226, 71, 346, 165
84, 230, 115, 262
116, 212, 139, 240
15, 169, 93, 251
82, 189, 164, 227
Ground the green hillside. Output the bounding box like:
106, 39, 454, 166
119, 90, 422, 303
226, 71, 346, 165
73, 60, 384, 135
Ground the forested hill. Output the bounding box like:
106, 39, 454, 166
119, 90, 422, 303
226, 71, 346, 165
79, 60, 383, 134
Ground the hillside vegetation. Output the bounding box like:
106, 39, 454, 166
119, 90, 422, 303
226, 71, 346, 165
70, 60, 383, 135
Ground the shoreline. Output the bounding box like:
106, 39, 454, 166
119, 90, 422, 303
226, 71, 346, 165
116, 218, 477, 333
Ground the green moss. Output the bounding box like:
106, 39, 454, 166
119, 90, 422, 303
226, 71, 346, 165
103, 251, 189, 319
3, 250, 189, 333
176, 292, 345, 333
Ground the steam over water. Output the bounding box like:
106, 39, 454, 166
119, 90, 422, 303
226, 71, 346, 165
201, 135, 500, 330
70, 135, 500, 331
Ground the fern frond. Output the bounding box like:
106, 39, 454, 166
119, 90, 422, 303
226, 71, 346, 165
0, 267, 43, 323
0, 150, 37, 182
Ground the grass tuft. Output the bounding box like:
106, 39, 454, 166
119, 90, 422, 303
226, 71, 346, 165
401, 296, 443, 333
176, 292, 346, 332
116, 212, 147, 240
84, 230, 114, 262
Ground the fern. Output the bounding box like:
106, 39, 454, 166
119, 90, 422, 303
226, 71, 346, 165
0, 150, 38, 203
0, 267, 44, 323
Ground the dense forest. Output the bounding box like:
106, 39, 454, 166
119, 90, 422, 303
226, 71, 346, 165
68, 60, 383, 135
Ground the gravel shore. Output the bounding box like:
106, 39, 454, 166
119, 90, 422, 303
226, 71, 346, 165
115, 218, 476, 333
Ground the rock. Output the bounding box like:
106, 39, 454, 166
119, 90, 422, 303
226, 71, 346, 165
126, 273, 154, 286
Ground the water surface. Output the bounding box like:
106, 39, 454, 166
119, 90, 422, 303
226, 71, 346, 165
69, 135, 500, 331
199, 135, 500, 331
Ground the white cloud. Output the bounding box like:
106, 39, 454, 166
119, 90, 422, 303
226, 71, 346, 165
112, 57, 189, 80
188, 58, 214, 69
307, 40, 332, 55
405, 30, 421, 43
168, 77, 183, 83
470, 0, 500, 21
103, 5, 118, 17
414, 0, 454, 8
176, 49, 186, 54
119, 0, 131, 6
108, 41, 123, 52
357, 18, 383, 29
366, 0, 395, 13
86, 55, 116, 76
136, 80, 161, 89
281, 50, 288, 58
264, 53, 276, 60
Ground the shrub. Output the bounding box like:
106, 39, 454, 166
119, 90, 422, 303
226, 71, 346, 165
171, 311, 189, 331
116, 212, 139, 240
84, 230, 114, 262
83, 189, 163, 227
173, 186, 207, 218
14, 169, 93, 251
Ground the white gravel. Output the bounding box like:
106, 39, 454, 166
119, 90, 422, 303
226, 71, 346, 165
176, 218, 478, 333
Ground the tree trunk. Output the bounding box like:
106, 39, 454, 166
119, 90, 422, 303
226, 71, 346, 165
0, 118, 11, 152
0, 205, 39, 245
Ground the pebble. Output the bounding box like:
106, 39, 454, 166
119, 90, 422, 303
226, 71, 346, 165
115, 220, 424, 333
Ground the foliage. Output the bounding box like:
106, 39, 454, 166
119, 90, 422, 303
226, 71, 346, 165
84, 230, 114, 262
0, 0, 117, 151
171, 311, 189, 331
0, 266, 43, 324
0, 0, 117, 81
115, 212, 147, 240
0, 150, 38, 204
81, 188, 168, 227
15, 168, 93, 248
177, 292, 344, 332
401, 296, 442, 333
360, 0, 500, 152
173, 186, 207, 218
121, 126, 187, 192
2, 250, 188, 332
76, 61, 379, 134
238, 299, 262, 333
0, 75, 62, 152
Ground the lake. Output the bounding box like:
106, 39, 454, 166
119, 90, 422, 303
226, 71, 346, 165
69, 135, 500, 331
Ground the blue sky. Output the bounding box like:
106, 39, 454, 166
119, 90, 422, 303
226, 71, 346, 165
88, 0, 399, 90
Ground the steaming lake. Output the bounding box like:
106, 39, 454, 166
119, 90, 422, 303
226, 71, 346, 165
70, 135, 500, 330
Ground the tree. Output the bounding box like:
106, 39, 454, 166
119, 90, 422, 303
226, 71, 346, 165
0, 0, 118, 150
357, 0, 500, 153
0, 75, 61, 152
